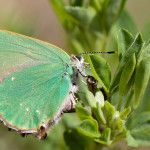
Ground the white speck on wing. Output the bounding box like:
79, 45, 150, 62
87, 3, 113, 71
11, 77, 15, 81
26, 51, 32, 56
36, 110, 40, 114
26, 108, 30, 112
20, 103, 23, 106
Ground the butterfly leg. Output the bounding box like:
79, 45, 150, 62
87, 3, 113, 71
36, 126, 47, 140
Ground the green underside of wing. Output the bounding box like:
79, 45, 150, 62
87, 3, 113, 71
0, 63, 72, 130
0, 31, 71, 81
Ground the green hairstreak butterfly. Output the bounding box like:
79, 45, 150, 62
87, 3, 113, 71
0, 30, 88, 139
0, 30, 116, 139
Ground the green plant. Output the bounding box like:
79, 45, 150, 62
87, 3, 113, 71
49, 0, 150, 149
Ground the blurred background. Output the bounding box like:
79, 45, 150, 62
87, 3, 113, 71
0, 0, 150, 150
0, 0, 150, 51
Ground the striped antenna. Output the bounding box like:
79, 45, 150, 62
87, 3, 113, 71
75, 51, 117, 56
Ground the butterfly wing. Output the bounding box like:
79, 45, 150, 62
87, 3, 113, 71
0, 30, 70, 82
0, 31, 73, 134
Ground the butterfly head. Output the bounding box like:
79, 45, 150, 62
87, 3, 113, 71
71, 54, 87, 78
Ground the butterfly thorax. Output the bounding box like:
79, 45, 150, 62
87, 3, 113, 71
70, 55, 86, 93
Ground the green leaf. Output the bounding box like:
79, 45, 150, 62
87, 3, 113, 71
62, 114, 80, 130
104, 101, 115, 120
109, 115, 125, 132
86, 91, 105, 123
50, 0, 65, 23
97, 102, 106, 124
110, 128, 127, 145
89, 0, 102, 11
88, 55, 111, 94
126, 112, 150, 147
50, 0, 74, 31
142, 19, 150, 41
86, 90, 97, 108
103, 0, 127, 32
130, 112, 150, 130
117, 53, 136, 110
104, 102, 125, 132
117, 11, 138, 36
65, 6, 96, 29
120, 107, 131, 120
69, 0, 86, 6
110, 33, 143, 93
95, 90, 104, 107
126, 131, 138, 147
94, 128, 111, 145
133, 44, 150, 109
117, 28, 134, 61
65, 6, 104, 34
124, 89, 134, 109
64, 128, 93, 150
75, 101, 92, 120
77, 119, 101, 138
119, 53, 136, 96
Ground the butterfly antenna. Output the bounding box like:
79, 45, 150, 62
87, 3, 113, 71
75, 51, 117, 57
